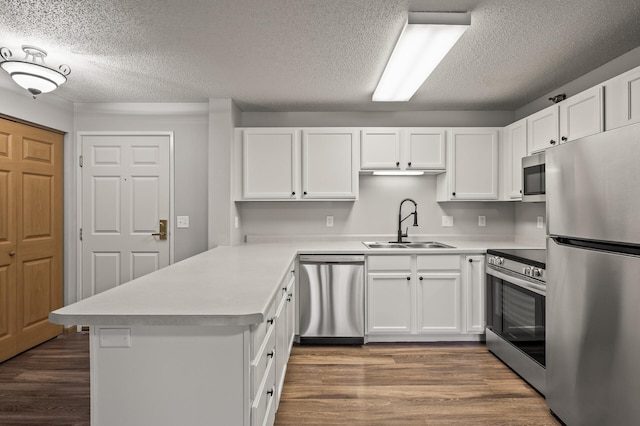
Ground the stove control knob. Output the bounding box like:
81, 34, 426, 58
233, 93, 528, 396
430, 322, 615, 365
497, 257, 504, 266
523, 267, 532, 276
488, 257, 494, 265
532, 268, 542, 278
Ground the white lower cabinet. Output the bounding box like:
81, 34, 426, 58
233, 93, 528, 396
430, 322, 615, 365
367, 254, 484, 341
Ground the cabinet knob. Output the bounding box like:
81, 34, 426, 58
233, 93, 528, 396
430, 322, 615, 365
396, 161, 400, 167
267, 317, 275, 325
452, 192, 456, 196
419, 276, 423, 281
406, 276, 411, 281
561, 136, 568, 141
8, 251, 15, 257
267, 350, 274, 359
408, 162, 412, 167
469, 258, 473, 263
550, 139, 557, 145
303, 191, 307, 195
291, 191, 295, 196
267, 387, 275, 397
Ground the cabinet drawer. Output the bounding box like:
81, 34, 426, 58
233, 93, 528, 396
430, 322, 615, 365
251, 325, 276, 398
417, 255, 460, 271
368, 255, 411, 271
251, 298, 277, 359
251, 355, 277, 426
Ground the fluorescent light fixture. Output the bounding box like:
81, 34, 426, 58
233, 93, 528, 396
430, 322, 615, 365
373, 12, 470, 102
372, 171, 425, 176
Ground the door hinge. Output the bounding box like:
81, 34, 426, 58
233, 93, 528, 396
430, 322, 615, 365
79, 155, 83, 167
79, 228, 83, 241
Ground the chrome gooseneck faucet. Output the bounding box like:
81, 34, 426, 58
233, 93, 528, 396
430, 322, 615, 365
395, 198, 418, 243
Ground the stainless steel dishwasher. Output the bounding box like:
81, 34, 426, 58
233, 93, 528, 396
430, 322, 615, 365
298, 255, 365, 345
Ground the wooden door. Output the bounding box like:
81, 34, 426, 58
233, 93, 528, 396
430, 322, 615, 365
81, 134, 171, 299
0, 117, 63, 362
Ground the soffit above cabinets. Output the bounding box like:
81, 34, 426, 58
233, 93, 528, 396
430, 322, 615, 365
2, 0, 640, 111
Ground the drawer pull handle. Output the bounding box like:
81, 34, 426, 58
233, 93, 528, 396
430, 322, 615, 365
267, 387, 275, 397
287, 296, 292, 302
267, 350, 274, 358
267, 317, 275, 325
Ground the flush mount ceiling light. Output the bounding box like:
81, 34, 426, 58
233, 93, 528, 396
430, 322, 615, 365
373, 12, 471, 102
0, 45, 70, 98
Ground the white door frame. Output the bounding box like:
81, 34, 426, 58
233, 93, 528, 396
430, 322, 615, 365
75, 131, 175, 302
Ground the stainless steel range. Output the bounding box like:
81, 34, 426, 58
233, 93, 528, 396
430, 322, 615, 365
485, 248, 546, 394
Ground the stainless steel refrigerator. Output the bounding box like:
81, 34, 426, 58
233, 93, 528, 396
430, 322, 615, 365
546, 123, 640, 425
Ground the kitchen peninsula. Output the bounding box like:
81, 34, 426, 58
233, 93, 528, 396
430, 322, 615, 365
50, 239, 540, 426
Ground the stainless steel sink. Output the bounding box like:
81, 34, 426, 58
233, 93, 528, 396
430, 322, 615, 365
363, 241, 454, 249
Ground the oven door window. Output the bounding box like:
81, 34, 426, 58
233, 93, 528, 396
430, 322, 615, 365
487, 275, 545, 367
523, 163, 545, 196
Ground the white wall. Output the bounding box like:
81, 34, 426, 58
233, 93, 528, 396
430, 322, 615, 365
239, 174, 515, 240
514, 203, 546, 246
74, 103, 210, 263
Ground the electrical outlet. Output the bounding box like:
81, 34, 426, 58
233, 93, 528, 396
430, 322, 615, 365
537, 216, 544, 229
478, 216, 486, 227
326, 215, 334, 227
442, 216, 454, 227
176, 216, 189, 228
234, 216, 239, 229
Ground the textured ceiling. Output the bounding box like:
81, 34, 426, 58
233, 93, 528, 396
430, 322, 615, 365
2, 0, 640, 111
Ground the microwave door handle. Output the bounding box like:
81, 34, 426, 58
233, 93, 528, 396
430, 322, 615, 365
487, 268, 546, 296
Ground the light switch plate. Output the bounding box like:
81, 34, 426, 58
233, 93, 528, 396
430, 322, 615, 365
176, 216, 189, 228
478, 216, 486, 227
537, 216, 544, 229
326, 215, 334, 227
442, 216, 454, 227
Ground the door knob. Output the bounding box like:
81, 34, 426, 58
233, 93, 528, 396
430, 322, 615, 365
151, 219, 168, 240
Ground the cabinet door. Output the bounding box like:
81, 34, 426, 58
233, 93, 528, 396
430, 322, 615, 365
403, 128, 446, 170
448, 128, 499, 200
274, 292, 287, 404
285, 278, 295, 352
302, 129, 357, 199
416, 273, 462, 333
243, 129, 298, 199
559, 86, 603, 143
527, 105, 559, 154
360, 129, 401, 170
465, 256, 485, 334
605, 66, 640, 131
505, 119, 527, 199
367, 273, 412, 334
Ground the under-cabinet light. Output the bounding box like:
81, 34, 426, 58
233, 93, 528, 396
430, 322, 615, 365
372, 171, 425, 176
373, 12, 470, 102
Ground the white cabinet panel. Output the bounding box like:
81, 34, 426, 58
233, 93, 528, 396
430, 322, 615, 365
360, 129, 401, 169
243, 129, 298, 199
605, 65, 640, 130
416, 273, 462, 333
505, 119, 527, 199
437, 128, 499, 201
559, 86, 603, 143
404, 128, 446, 170
367, 273, 412, 334
302, 129, 357, 199
465, 255, 485, 334
526, 104, 559, 154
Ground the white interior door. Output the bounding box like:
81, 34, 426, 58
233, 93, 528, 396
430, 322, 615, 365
81, 133, 172, 299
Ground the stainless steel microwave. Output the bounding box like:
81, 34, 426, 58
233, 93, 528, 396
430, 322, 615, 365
522, 152, 545, 202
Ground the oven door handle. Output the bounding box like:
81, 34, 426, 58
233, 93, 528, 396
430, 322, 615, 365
487, 267, 546, 296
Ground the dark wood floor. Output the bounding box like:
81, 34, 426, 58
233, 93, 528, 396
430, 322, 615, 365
0, 334, 558, 425
0, 333, 90, 426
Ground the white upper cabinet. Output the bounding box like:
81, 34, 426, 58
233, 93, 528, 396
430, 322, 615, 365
604, 65, 640, 131
360, 128, 401, 169
526, 104, 559, 154
302, 129, 358, 199
403, 128, 446, 170
559, 86, 603, 143
360, 128, 446, 171
505, 119, 527, 199
240, 128, 358, 201
243, 128, 299, 199
437, 128, 499, 201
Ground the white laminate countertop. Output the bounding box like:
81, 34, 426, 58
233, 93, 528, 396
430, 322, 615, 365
49, 239, 543, 327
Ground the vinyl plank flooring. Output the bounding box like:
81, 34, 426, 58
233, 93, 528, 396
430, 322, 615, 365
0, 335, 559, 426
